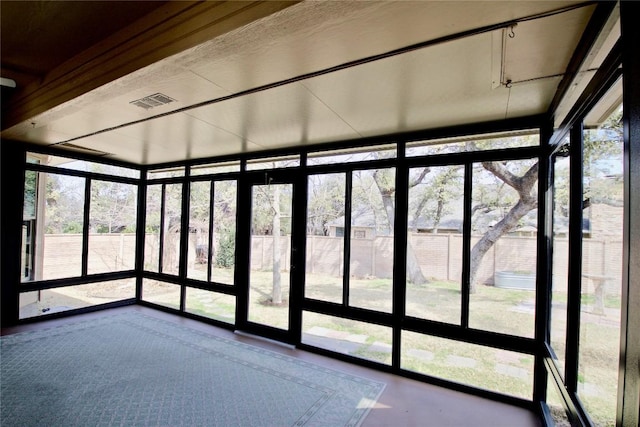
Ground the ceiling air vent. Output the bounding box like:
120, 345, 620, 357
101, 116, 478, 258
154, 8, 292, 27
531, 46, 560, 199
130, 93, 176, 110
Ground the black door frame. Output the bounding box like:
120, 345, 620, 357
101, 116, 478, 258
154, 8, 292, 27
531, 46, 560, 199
235, 169, 306, 345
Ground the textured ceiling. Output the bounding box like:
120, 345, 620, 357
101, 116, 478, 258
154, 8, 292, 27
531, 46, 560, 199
1, 1, 602, 165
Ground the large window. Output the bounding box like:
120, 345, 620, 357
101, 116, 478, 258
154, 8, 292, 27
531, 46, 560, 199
348, 167, 395, 313
305, 172, 346, 304
406, 165, 464, 324
577, 103, 623, 427
401, 330, 534, 399
551, 144, 570, 376
19, 279, 136, 318
20, 121, 620, 420
469, 158, 538, 338
142, 182, 184, 275
30, 172, 86, 281
187, 180, 237, 284
144, 184, 162, 272
19, 155, 139, 319
88, 180, 137, 274
545, 72, 624, 426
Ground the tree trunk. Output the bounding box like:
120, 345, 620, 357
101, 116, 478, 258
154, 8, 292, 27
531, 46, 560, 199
432, 196, 444, 233
271, 185, 282, 304
407, 239, 428, 285
469, 198, 536, 292
373, 171, 428, 286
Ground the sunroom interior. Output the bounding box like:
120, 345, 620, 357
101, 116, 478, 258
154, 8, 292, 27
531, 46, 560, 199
1, 1, 638, 426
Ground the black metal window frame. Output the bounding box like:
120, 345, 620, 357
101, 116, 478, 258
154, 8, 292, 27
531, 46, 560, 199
539, 3, 639, 426
4, 3, 637, 425
12, 117, 545, 406
18, 160, 141, 296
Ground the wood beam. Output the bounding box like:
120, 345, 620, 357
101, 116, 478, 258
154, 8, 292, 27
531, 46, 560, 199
2, 1, 300, 130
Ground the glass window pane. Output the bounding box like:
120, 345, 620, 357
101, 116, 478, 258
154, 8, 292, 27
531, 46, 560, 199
36, 173, 86, 281
185, 288, 235, 324
162, 184, 183, 275
23, 170, 38, 220
88, 181, 137, 274
546, 378, 571, 427
142, 279, 180, 310
406, 165, 464, 324
551, 148, 570, 376
147, 167, 184, 179
349, 168, 394, 313
248, 183, 292, 330
19, 279, 136, 319
307, 144, 396, 166
187, 181, 211, 281
406, 131, 538, 157
144, 185, 162, 272
22, 170, 39, 282
305, 173, 346, 304
212, 181, 237, 285
578, 104, 622, 427
27, 153, 140, 178
246, 155, 299, 170
469, 160, 537, 337
302, 311, 392, 365
401, 330, 534, 399
190, 161, 240, 176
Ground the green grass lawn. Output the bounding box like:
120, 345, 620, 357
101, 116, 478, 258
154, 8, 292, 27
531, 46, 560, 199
141, 268, 620, 426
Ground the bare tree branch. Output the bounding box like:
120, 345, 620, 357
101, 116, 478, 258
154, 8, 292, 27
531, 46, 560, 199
408, 167, 431, 188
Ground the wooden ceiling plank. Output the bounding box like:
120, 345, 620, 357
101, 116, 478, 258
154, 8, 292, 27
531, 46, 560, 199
3, 1, 300, 130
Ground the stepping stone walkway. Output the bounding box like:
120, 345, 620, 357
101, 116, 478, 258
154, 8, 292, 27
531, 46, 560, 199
303, 327, 533, 383
495, 363, 529, 380
304, 326, 391, 355
406, 349, 434, 362
446, 355, 477, 368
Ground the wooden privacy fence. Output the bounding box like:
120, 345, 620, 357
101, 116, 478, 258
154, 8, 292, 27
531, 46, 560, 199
40, 233, 623, 295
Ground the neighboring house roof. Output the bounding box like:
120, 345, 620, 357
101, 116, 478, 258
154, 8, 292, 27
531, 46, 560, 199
326, 210, 379, 229
325, 203, 619, 237
410, 216, 463, 232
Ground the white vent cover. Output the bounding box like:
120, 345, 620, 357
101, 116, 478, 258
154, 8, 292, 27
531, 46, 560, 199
130, 93, 175, 110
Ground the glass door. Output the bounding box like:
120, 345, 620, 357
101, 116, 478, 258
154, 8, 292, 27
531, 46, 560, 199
238, 171, 301, 344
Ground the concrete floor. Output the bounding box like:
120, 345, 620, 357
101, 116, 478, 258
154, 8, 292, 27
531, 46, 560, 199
2, 305, 542, 427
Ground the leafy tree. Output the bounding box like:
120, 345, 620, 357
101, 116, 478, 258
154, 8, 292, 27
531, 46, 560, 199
43, 174, 85, 234
23, 170, 38, 220
213, 180, 238, 269
215, 227, 235, 268
89, 180, 137, 233
409, 166, 464, 233
161, 183, 183, 274
252, 182, 292, 305
358, 165, 429, 285
466, 108, 622, 292
306, 173, 346, 235
468, 157, 538, 292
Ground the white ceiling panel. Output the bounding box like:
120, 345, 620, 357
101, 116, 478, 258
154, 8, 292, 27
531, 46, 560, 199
2, 124, 78, 147
505, 77, 564, 118
190, 1, 589, 93
99, 112, 260, 164
184, 82, 361, 150
502, 5, 595, 84
47, 72, 231, 142
300, 34, 504, 136
1, 1, 600, 165
55, 131, 158, 162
